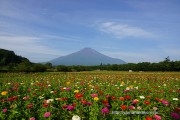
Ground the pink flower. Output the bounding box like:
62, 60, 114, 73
67, 105, 74, 111
44, 112, 51, 118
101, 107, 109, 114
2, 108, 7, 113
161, 100, 169, 106
29, 117, 35, 120
23, 96, 30, 100
91, 94, 98, 98
128, 106, 135, 110
132, 99, 139, 104
153, 114, 162, 120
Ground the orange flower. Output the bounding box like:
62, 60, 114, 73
1, 91, 8, 96
119, 97, 125, 101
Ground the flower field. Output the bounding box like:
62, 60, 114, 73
0, 71, 180, 120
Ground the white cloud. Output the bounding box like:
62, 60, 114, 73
99, 22, 155, 38
0, 34, 67, 62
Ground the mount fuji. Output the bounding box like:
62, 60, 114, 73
48, 48, 126, 66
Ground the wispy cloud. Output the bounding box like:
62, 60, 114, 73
0, 34, 70, 62
98, 22, 155, 38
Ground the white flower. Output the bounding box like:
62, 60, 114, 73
173, 98, 179, 101
139, 96, 145, 99
63, 87, 67, 90
126, 87, 130, 90
163, 84, 166, 87
137, 106, 142, 110
135, 86, 138, 89
39, 96, 44, 99
48, 84, 51, 87
72, 115, 81, 120
50, 91, 54, 93
47, 99, 54, 103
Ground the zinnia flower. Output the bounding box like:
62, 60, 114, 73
75, 93, 83, 99
128, 106, 135, 110
74, 90, 79, 93
120, 105, 127, 110
94, 97, 99, 101
119, 97, 125, 101
161, 100, 169, 106
132, 99, 139, 104
67, 105, 74, 111
173, 98, 179, 101
2, 108, 7, 113
72, 115, 81, 120
91, 94, 98, 98
101, 107, 109, 114
153, 114, 162, 120
124, 95, 131, 100
1, 91, 8, 96
145, 116, 153, 120
144, 100, 150, 105
139, 96, 145, 99
44, 112, 51, 118
29, 117, 35, 120
171, 112, 180, 119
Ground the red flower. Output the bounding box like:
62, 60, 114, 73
124, 95, 131, 100
26, 104, 33, 109
72, 103, 77, 107
75, 93, 83, 99
81, 100, 87, 105
43, 103, 49, 107
111, 96, 116, 100
144, 100, 150, 105
120, 105, 127, 110
102, 100, 109, 105
145, 116, 153, 120
98, 90, 104, 95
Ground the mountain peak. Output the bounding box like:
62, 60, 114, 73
49, 48, 126, 66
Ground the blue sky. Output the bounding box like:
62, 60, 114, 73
0, 0, 180, 63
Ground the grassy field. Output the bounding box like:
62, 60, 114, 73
0, 71, 180, 120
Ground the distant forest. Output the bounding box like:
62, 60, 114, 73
0, 48, 180, 72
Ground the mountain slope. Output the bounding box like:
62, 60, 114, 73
49, 48, 126, 66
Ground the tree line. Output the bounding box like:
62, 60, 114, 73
0, 48, 180, 72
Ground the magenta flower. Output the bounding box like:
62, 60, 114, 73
101, 107, 109, 114
66, 88, 71, 91
91, 94, 98, 98
171, 112, 180, 119
67, 105, 74, 111
2, 108, 7, 113
161, 100, 169, 106
87, 102, 92, 106
44, 112, 51, 118
153, 114, 162, 120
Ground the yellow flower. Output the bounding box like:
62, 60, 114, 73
66, 82, 70, 85
74, 90, 79, 93
94, 97, 99, 101
121, 82, 125, 86
1, 91, 8, 96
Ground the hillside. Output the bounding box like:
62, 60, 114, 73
0, 48, 30, 66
